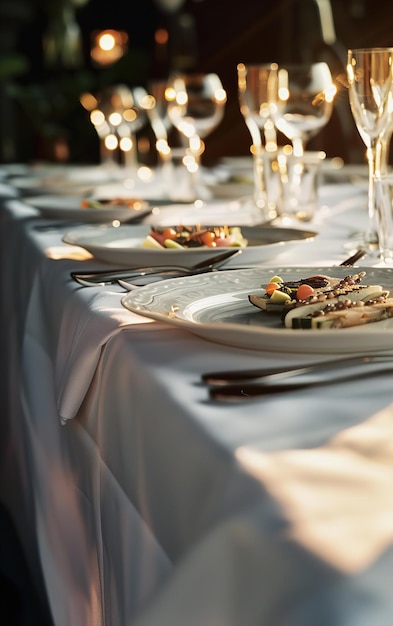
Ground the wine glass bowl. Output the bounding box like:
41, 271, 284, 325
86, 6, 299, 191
346, 47, 393, 250
269, 62, 336, 156
166, 73, 227, 141
237, 62, 278, 150
81, 84, 149, 169
236, 63, 282, 219
164, 72, 227, 200
347, 49, 393, 146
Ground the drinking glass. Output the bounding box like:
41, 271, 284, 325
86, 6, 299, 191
269, 62, 336, 158
237, 63, 281, 220
145, 79, 188, 198
347, 47, 393, 250
146, 79, 174, 161
81, 85, 149, 170
165, 72, 227, 201
237, 62, 278, 152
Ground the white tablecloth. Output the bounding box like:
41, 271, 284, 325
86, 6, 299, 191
1, 165, 393, 626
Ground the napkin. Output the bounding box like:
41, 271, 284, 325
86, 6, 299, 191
23, 260, 164, 423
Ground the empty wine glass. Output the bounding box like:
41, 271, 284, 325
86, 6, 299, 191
237, 62, 279, 219
237, 62, 278, 151
144, 79, 188, 198
80, 84, 149, 171
146, 79, 173, 160
347, 47, 393, 251
269, 61, 336, 157
165, 72, 227, 201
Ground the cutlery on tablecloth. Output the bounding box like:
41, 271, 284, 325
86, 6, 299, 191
205, 354, 393, 400
338, 248, 367, 266
71, 248, 242, 286
32, 203, 152, 232
202, 353, 393, 386
33, 220, 85, 232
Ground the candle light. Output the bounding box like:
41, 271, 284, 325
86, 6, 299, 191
90, 29, 128, 66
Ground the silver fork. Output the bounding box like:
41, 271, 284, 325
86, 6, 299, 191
338, 248, 367, 266
71, 248, 242, 287
206, 354, 393, 401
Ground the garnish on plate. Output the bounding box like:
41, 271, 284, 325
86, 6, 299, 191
249, 271, 393, 329
142, 225, 248, 249
80, 198, 148, 211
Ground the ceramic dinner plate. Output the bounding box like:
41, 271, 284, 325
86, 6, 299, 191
62, 224, 317, 268
121, 266, 393, 354
10, 164, 125, 196
24, 195, 152, 224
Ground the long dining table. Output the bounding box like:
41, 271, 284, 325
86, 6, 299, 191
1, 160, 393, 626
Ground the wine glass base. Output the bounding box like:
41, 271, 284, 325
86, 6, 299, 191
343, 230, 381, 258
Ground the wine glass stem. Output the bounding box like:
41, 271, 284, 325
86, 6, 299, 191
378, 131, 392, 174
292, 137, 304, 157
186, 139, 211, 202
99, 139, 116, 167
124, 132, 138, 169
188, 148, 203, 200
366, 139, 386, 246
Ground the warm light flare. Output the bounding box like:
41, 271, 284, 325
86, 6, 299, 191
176, 90, 188, 106
155, 28, 169, 45
80, 92, 98, 111
183, 154, 198, 173
278, 86, 289, 101
123, 108, 138, 123
90, 109, 105, 126
104, 134, 118, 150
189, 134, 203, 153
99, 33, 115, 51
177, 118, 195, 138
214, 88, 227, 103
325, 83, 338, 103
90, 29, 128, 66
156, 138, 171, 155
137, 166, 153, 181
119, 136, 132, 152
108, 112, 122, 126
164, 86, 176, 102
141, 94, 156, 111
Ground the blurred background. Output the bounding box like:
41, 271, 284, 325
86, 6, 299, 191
1, 0, 392, 166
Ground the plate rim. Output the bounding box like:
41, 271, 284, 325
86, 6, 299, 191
62, 223, 318, 265
121, 266, 393, 354
24, 195, 149, 223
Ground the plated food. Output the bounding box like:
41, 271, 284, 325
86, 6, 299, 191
142, 225, 248, 249
249, 271, 393, 329
121, 267, 393, 353
62, 224, 315, 267
80, 197, 148, 210
24, 195, 152, 223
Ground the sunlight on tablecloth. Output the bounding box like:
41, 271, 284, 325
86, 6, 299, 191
236, 409, 393, 572
45, 244, 93, 260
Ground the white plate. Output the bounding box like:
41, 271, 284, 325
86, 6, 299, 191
10, 164, 129, 196
24, 195, 151, 224
121, 266, 393, 353
62, 224, 317, 268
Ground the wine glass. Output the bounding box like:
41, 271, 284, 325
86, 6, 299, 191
237, 62, 279, 220
237, 62, 278, 151
145, 79, 188, 198
165, 72, 227, 201
269, 61, 336, 157
347, 47, 393, 251
80, 84, 149, 171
